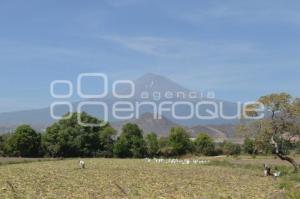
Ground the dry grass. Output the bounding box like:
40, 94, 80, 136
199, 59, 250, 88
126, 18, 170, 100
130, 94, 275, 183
0, 158, 284, 199
0, 157, 55, 165
211, 155, 300, 167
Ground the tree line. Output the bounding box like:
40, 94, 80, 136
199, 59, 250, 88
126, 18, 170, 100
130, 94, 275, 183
239, 93, 300, 171
1, 92, 299, 167
0, 112, 245, 158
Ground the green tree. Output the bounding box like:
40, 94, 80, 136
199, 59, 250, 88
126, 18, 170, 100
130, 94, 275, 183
157, 137, 172, 157
194, 133, 215, 156
42, 112, 108, 157
0, 134, 9, 156
222, 142, 241, 156
99, 126, 116, 157
145, 132, 159, 157
254, 124, 274, 154
256, 93, 300, 171
113, 136, 130, 158
238, 120, 273, 154
243, 137, 255, 155
158, 137, 168, 149
168, 127, 192, 156
113, 123, 146, 158
5, 125, 41, 157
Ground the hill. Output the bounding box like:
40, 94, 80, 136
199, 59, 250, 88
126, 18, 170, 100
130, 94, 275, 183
0, 73, 240, 131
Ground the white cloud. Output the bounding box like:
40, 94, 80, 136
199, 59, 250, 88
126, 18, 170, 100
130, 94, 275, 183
180, 1, 300, 25
100, 35, 257, 59
0, 40, 78, 60
0, 39, 102, 65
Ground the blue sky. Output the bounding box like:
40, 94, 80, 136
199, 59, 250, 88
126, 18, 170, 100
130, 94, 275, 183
0, 0, 299, 112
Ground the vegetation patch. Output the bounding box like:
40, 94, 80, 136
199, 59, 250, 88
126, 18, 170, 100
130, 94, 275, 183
0, 158, 283, 199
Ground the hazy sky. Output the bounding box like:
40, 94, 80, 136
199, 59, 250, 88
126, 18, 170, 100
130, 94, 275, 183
0, 0, 299, 112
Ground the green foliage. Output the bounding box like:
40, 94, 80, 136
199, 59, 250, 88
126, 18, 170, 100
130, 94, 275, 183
213, 144, 224, 156
259, 92, 292, 114
42, 112, 110, 157
158, 137, 168, 149
253, 121, 274, 154
222, 142, 241, 156
4, 125, 41, 157
113, 123, 146, 158
239, 93, 300, 165
113, 136, 129, 158
243, 137, 255, 154
99, 126, 116, 157
194, 133, 215, 156
0, 134, 9, 156
168, 127, 192, 156
258, 93, 300, 149
157, 137, 172, 157
240, 93, 300, 157
145, 132, 159, 157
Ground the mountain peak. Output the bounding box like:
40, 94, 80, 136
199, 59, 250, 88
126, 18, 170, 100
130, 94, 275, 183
134, 73, 190, 93
138, 72, 164, 79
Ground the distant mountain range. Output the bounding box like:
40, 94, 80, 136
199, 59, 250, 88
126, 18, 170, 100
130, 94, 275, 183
111, 112, 237, 141
112, 112, 181, 137
0, 73, 240, 139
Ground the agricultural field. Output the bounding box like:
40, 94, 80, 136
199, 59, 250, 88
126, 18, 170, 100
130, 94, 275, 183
0, 157, 296, 199
0, 157, 56, 166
